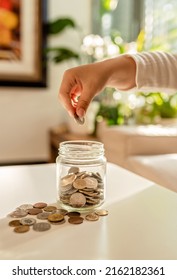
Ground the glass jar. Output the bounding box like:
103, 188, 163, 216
56, 140, 107, 212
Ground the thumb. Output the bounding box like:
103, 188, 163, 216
76, 93, 92, 118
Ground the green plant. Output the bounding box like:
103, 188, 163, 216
45, 17, 80, 64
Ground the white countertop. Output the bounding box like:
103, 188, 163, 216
0, 162, 177, 260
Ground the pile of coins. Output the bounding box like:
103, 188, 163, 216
7, 202, 108, 234
59, 167, 105, 209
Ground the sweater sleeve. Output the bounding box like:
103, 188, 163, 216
128, 51, 177, 93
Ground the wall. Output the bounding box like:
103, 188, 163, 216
0, 0, 92, 164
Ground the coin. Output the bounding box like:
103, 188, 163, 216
85, 212, 99, 221
69, 192, 86, 208
49, 219, 66, 225
84, 177, 98, 189
68, 166, 79, 174
9, 220, 21, 227
47, 213, 64, 222
20, 217, 36, 226
14, 225, 30, 233
74, 112, 85, 125
73, 178, 87, 190
68, 216, 84, 224
37, 212, 51, 220
95, 209, 108, 216
33, 222, 51, 232
17, 204, 34, 211
60, 174, 76, 188
54, 209, 68, 215
67, 211, 80, 217
28, 208, 43, 215
9, 209, 28, 218
33, 202, 47, 209
43, 206, 57, 212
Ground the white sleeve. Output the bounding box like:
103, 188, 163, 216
129, 51, 177, 93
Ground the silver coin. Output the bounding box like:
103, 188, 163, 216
74, 112, 85, 125
9, 209, 28, 218
20, 217, 36, 226
85, 212, 99, 221
37, 212, 51, 220
68, 166, 80, 174
17, 204, 34, 211
33, 222, 51, 232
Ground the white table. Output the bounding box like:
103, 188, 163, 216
0, 162, 177, 260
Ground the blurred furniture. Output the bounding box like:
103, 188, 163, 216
97, 121, 177, 192
1, 162, 177, 260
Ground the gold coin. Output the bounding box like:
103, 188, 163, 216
73, 178, 87, 190
84, 177, 98, 189
68, 216, 84, 225
43, 206, 57, 212
60, 174, 76, 187
95, 209, 108, 216
85, 213, 99, 221
47, 213, 64, 222
9, 220, 21, 227
14, 225, 30, 233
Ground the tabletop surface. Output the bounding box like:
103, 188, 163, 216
0, 162, 177, 260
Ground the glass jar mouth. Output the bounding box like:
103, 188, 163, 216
58, 140, 105, 159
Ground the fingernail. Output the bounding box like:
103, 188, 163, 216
76, 108, 85, 118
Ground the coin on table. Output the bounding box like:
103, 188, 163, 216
50, 219, 66, 225
74, 112, 85, 125
95, 209, 108, 216
33, 202, 47, 209
69, 192, 86, 207
14, 225, 30, 233
9, 209, 28, 218
33, 222, 51, 232
43, 206, 57, 212
17, 204, 34, 211
28, 208, 43, 215
9, 220, 21, 227
54, 209, 68, 215
47, 213, 64, 223
20, 217, 36, 226
37, 212, 51, 220
85, 212, 99, 221
67, 211, 81, 217
68, 216, 84, 225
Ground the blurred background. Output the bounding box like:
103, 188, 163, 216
0, 0, 177, 166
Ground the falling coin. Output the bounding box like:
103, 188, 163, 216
33, 222, 51, 232
14, 225, 30, 233
68, 166, 79, 174
74, 112, 85, 125
68, 216, 84, 225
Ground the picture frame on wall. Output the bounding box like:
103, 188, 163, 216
0, 0, 47, 87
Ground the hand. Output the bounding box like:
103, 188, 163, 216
58, 55, 136, 117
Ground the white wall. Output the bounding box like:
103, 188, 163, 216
0, 0, 92, 164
